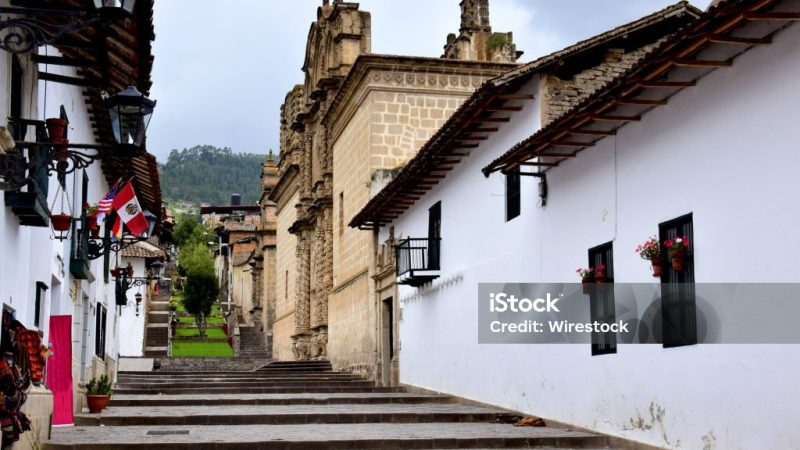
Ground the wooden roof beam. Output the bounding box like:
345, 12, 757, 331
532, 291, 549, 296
568, 128, 616, 136
539, 153, 577, 158
486, 105, 523, 112
672, 58, 732, 67
519, 161, 559, 167
640, 80, 696, 88
617, 98, 668, 106
467, 127, 499, 133
550, 141, 595, 147
38, 72, 102, 88
498, 93, 535, 100
707, 34, 772, 45
744, 11, 800, 20
591, 113, 641, 122
32, 55, 101, 68
477, 117, 511, 123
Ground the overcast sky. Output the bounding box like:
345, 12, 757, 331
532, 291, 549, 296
147, 0, 710, 160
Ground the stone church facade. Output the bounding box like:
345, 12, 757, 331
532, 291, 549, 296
266, 0, 519, 377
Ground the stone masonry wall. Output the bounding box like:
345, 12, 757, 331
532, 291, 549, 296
541, 44, 660, 125
273, 190, 299, 361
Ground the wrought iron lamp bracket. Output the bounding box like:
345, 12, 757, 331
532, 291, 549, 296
86, 235, 145, 260
0, 6, 101, 54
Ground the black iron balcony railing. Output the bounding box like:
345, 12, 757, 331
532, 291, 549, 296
395, 238, 441, 287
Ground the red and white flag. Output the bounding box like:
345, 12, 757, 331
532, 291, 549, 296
111, 181, 147, 236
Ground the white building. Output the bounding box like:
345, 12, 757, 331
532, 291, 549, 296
352, 1, 800, 449
0, 1, 159, 447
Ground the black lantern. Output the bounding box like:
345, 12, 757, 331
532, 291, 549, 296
134, 292, 142, 316
94, 0, 137, 17
142, 210, 158, 238
104, 86, 156, 148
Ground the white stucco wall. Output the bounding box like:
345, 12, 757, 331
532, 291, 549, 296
1, 44, 121, 383
385, 23, 800, 450
119, 257, 146, 356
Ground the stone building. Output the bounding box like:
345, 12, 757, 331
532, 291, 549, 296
266, 0, 519, 376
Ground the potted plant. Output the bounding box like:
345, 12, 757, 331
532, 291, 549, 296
636, 236, 663, 278
85, 204, 100, 237
85, 374, 112, 413
110, 266, 121, 278
664, 236, 690, 272
594, 264, 608, 283
576, 267, 595, 294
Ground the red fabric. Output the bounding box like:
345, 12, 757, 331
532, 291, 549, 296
45, 316, 73, 425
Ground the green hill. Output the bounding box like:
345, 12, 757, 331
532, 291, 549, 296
158, 145, 265, 206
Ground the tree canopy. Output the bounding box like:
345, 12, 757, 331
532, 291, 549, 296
175, 215, 219, 337
159, 145, 265, 206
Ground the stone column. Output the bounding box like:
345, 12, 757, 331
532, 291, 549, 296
292, 231, 312, 360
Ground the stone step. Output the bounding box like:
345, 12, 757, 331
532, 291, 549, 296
148, 312, 170, 323
109, 393, 451, 407
117, 374, 357, 381
114, 380, 376, 389
45, 423, 610, 449
119, 370, 345, 376
73, 403, 508, 426
113, 386, 406, 395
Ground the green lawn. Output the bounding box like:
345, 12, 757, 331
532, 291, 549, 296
175, 328, 226, 339
177, 315, 224, 325
171, 341, 233, 357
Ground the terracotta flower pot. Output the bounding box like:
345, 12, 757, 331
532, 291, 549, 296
110, 267, 121, 278
669, 249, 687, 272
51, 214, 72, 231
86, 394, 110, 413
51, 136, 69, 162
651, 259, 663, 278
46, 118, 67, 141
87, 216, 100, 238
581, 279, 594, 294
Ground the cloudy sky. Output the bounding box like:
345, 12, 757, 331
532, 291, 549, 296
147, 0, 710, 160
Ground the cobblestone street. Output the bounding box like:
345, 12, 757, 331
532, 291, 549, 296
44, 361, 614, 449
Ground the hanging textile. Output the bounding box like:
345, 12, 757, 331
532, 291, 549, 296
45, 316, 73, 426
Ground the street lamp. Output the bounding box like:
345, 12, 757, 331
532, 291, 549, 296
104, 86, 156, 149
134, 292, 142, 316
94, 0, 137, 17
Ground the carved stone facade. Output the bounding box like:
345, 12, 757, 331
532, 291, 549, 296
443, 0, 521, 63
256, 153, 279, 355
266, 1, 519, 374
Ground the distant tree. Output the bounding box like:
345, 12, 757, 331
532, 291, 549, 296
178, 243, 218, 337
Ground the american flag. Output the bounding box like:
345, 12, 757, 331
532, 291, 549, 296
98, 180, 123, 214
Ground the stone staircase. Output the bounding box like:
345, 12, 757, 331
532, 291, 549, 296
45, 361, 617, 449
238, 324, 268, 357
143, 293, 170, 357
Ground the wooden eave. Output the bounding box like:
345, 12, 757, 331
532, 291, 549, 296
25, 0, 160, 217
483, 0, 793, 177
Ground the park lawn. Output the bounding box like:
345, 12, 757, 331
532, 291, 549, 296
177, 315, 224, 325
175, 328, 226, 339
171, 341, 233, 357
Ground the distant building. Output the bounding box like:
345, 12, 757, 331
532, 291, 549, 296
267, 0, 520, 377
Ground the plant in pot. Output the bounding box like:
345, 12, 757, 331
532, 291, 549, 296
664, 236, 690, 272
636, 236, 663, 278
576, 267, 595, 294
85, 374, 113, 413
84, 204, 100, 237
594, 264, 608, 283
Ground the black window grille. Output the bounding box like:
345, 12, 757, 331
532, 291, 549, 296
659, 213, 697, 348
34, 282, 47, 328
589, 242, 616, 356
94, 304, 107, 360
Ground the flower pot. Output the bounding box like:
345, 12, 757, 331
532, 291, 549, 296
86, 394, 110, 413
51, 137, 69, 162
581, 279, 594, 294
46, 118, 67, 141
651, 259, 663, 278
110, 267, 121, 278
671, 253, 686, 272
51, 214, 72, 231
87, 216, 100, 238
